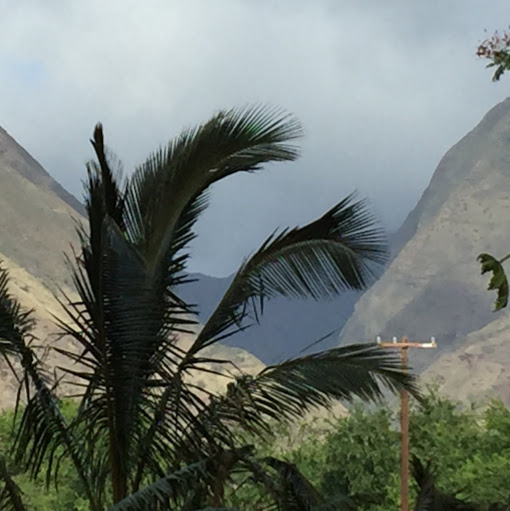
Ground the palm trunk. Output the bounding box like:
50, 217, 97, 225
108, 410, 128, 503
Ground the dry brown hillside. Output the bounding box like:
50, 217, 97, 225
0, 126, 82, 291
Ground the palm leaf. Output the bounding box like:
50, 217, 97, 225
263, 457, 355, 511
62, 132, 197, 501
61, 214, 194, 502
106, 460, 208, 511
178, 343, 417, 453
187, 193, 387, 356
88, 123, 126, 229
109, 447, 252, 511
0, 263, 99, 508
70, 107, 304, 492
0, 455, 26, 511
412, 457, 479, 511
123, 104, 303, 276
0, 262, 35, 361
264, 457, 324, 511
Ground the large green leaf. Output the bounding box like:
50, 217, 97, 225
478, 253, 509, 311
264, 456, 327, 511
109, 447, 253, 511
106, 460, 209, 511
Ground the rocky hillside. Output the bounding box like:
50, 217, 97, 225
0, 125, 264, 409
339, 98, 510, 403
0, 127, 85, 290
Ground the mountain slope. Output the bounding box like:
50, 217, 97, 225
0, 126, 84, 215
339, 97, 510, 396
0, 126, 85, 290
0, 124, 264, 409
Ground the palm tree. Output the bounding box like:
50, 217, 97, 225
0, 105, 417, 510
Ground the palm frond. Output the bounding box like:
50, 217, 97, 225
264, 457, 324, 511
178, 343, 417, 454
0, 263, 99, 508
62, 216, 193, 502
11, 349, 101, 508
255, 342, 417, 408
106, 460, 208, 511
109, 447, 252, 511
0, 262, 35, 362
188, 193, 387, 355
412, 457, 479, 511
123, 104, 303, 276
88, 123, 126, 228
262, 456, 355, 511
0, 455, 26, 511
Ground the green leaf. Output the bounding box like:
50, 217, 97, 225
477, 253, 509, 311
264, 456, 325, 511
109, 448, 252, 511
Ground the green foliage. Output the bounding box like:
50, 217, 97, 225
288, 406, 400, 511
478, 253, 510, 311
270, 394, 510, 511
0, 402, 87, 510
5, 393, 510, 509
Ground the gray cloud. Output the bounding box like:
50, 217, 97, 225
1, 0, 509, 275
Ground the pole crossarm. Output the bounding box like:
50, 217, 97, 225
376, 336, 437, 349
376, 335, 437, 511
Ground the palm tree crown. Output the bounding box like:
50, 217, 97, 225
0, 105, 417, 510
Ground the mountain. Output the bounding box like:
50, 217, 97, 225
0, 126, 85, 215
0, 125, 263, 409
0, 126, 86, 291
339, 97, 510, 402
177, 273, 360, 364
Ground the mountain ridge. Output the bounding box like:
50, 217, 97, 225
0, 125, 84, 216
339, 96, 510, 400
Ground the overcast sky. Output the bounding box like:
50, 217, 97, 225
1, 1, 509, 276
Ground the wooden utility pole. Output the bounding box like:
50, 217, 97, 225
376, 336, 437, 511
